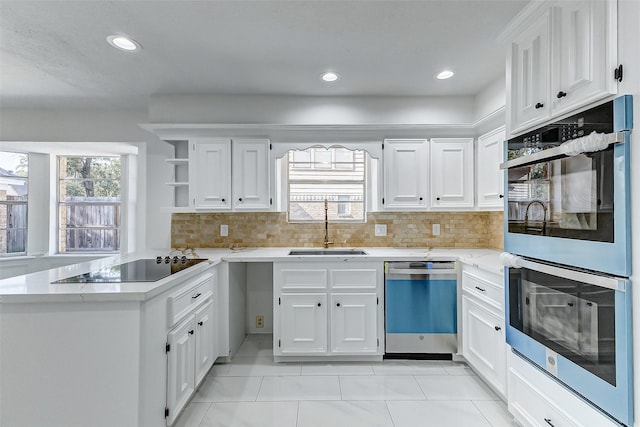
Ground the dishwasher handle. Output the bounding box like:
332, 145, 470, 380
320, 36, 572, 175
387, 268, 456, 275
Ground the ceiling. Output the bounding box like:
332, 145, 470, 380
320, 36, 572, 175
0, 0, 528, 109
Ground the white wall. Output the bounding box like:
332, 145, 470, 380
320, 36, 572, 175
617, 2, 640, 425
246, 263, 274, 334
474, 77, 506, 122
149, 94, 477, 125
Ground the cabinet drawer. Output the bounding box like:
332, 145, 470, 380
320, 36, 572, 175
462, 271, 503, 311
278, 268, 327, 291
507, 351, 619, 427
509, 367, 577, 427
330, 268, 377, 290
168, 273, 214, 327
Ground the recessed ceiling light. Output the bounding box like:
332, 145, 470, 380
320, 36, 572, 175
436, 70, 455, 80
106, 35, 141, 52
321, 72, 340, 82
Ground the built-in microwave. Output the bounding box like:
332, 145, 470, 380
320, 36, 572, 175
502, 95, 633, 277
504, 255, 633, 426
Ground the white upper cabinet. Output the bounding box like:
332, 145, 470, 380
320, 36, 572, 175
507, 0, 617, 135
551, 0, 617, 117
232, 139, 271, 210
189, 138, 232, 210
430, 138, 474, 209
509, 10, 551, 134
477, 127, 506, 209
382, 139, 428, 210
188, 138, 272, 211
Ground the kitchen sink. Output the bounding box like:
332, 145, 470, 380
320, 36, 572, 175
288, 249, 368, 256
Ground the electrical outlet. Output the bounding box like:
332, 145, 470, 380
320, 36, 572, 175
256, 315, 264, 329
220, 224, 228, 237
374, 224, 387, 236
432, 223, 441, 236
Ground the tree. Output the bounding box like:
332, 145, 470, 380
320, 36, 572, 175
63, 157, 121, 199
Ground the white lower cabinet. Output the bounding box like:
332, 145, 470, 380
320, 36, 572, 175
279, 293, 328, 353
166, 315, 196, 426
331, 293, 378, 353
507, 351, 618, 427
195, 299, 217, 385
461, 295, 506, 398
166, 272, 217, 425
274, 262, 383, 359
460, 264, 507, 400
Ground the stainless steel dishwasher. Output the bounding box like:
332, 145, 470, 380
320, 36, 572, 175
384, 261, 457, 357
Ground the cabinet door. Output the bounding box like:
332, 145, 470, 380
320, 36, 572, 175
232, 139, 271, 210
551, 0, 617, 116
166, 315, 196, 426
382, 139, 428, 210
477, 127, 506, 209
189, 138, 231, 209
278, 293, 328, 354
194, 299, 216, 386
509, 9, 551, 134
430, 138, 474, 208
330, 293, 378, 354
461, 295, 506, 398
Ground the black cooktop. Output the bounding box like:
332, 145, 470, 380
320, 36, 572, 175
53, 258, 207, 284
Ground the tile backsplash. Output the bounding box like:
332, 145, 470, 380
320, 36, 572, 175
172, 211, 504, 250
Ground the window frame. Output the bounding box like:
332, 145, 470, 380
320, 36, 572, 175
0, 151, 29, 257
286, 147, 367, 223
57, 155, 123, 254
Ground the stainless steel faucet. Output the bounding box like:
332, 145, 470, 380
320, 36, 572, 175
323, 199, 334, 248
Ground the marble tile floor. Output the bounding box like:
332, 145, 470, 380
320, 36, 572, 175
175, 334, 518, 427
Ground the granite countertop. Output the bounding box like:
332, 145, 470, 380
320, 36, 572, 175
0, 247, 504, 303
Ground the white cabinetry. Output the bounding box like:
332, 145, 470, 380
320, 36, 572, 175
477, 127, 506, 209
382, 139, 428, 210
165, 141, 191, 209
507, 351, 619, 427
430, 138, 474, 208
274, 262, 383, 360
166, 315, 196, 425
166, 271, 217, 425
509, 9, 551, 133
195, 300, 217, 385
188, 138, 271, 211
460, 264, 507, 400
507, 0, 617, 135
189, 138, 231, 209
232, 139, 272, 210
330, 292, 378, 353
551, 0, 617, 117
279, 293, 328, 353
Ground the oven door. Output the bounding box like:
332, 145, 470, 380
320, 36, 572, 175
505, 257, 632, 426
504, 95, 632, 277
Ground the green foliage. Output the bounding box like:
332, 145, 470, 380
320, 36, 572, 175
62, 157, 121, 199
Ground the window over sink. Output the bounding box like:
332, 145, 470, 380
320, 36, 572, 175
286, 147, 367, 222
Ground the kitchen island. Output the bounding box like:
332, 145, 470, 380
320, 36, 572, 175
0, 251, 227, 427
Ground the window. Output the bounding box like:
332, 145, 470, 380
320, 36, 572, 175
288, 147, 365, 222
58, 156, 121, 252
0, 152, 28, 255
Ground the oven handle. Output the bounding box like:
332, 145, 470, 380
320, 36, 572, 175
505, 255, 625, 292
500, 130, 627, 170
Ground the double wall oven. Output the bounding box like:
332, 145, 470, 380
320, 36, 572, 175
501, 95, 633, 426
